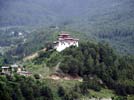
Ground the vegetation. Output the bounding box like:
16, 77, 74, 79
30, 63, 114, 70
59, 42, 134, 96
28, 41, 134, 99
0, 0, 134, 99
0, 0, 134, 54
0, 75, 54, 100
0, 26, 133, 65
0, 42, 133, 99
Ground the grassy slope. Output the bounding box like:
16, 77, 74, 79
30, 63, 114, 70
23, 54, 116, 99
24, 61, 133, 99
37, 77, 115, 100
22, 46, 134, 99
128, 95, 134, 100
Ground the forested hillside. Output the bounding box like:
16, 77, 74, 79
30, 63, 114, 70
0, 27, 133, 64
1, 0, 134, 27
0, 42, 133, 100
23, 42, 134, 99
0, 0, 134, 99
0, 0, 134, 57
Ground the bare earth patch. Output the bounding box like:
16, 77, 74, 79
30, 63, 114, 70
23, 48, 46, 61
47, 73, 83, 82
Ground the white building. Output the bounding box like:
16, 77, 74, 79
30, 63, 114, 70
1, 66, 10, 74
11, 64, 23, 72
11, 64, 18, 72
53, 32, 79, 52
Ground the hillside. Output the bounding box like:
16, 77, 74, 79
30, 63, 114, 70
22, 41, 134, 100
0, 0, 134, 27
0, 0, 134, 57
0, 1, 134, 99
0, 27, 133, 65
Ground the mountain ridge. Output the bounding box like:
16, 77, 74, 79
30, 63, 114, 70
0, 0, 134, 27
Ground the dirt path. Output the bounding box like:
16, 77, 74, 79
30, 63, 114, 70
23, 48, 46, 61
47, 73, 83, 82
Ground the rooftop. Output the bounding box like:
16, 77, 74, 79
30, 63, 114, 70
1, 66, 9, 69
11, 64, 18, 68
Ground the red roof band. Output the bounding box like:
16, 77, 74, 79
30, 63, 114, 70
58, 32, 79, 41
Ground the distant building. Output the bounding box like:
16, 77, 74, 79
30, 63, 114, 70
11, 64, 23, 72
11, 64, 18, 72
1, 64, 31, 76
1, 66, 10, 74
53, 32, 79, 52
